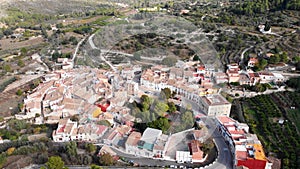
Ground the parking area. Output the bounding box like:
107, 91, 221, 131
165, 129, 194, 160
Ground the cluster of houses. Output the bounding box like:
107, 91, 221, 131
15, 58, 279, 168
52, 118, 108, 142
17, 68, 113, 123
215, 63, 285, 86
140, 64, 232, 116
17, 67, 141, 127
17, 63, 216, 162
216, 116, 273, 169
53, 117, 208, 163
52, 117, 134, 143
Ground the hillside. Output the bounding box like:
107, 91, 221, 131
234, 92, 300, 169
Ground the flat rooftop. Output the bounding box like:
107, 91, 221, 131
203, 94, 230, 106
140, 128, 162, 144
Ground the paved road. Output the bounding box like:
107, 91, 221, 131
111, 118, 232, 169
201, 117, 233, 169
135, 87, 233, 169
179, 96, 233, 169
181, 97, 206, 116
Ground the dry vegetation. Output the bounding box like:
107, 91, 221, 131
0, 37, 45, 51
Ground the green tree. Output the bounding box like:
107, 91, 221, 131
153, 101, 169, 116
69, 36, 78, 45
16, 89, 23, 96
99, 153, 114, 166
264, 22, 271, 31
17, 59, 25, 67
85, 143, 96, 153
141, 94, 151, 104
258, 58, 268, 69
46, 156, 67, 169
160, 88, 172, 100
0, 153, 7, 168
254, 83, 268, 92
56, 23, 64, 28
8, 119, 28, 131
97, 120, 111, 127
168, 102, 176, 113
140, 94, 151, 111
52, 51, 61, 61
147, 116, 170, 133
65, 141, 77, 157
41, 28, 48, 38
136, 111, 150, 122
182, 111, 194, 129
286, 77, 300, 91
3, 64, 11, 72
20, 48, 27, 56
202, 139, 214, 155
79, 154, 92, 165
269, 54, 280, 64
133, 52, 141, 61
292, 56, 300, 62
280, 52, 289, 63
193, 55, 200, 61
3, 28, 13, 36
150, 112, 156, 121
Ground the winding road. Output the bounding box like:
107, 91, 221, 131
180, 97, 233, 169
88, 34, 117, 72
72, 37, 87, 63
86, 31, 233, 169
201, 117, 233, 169
239, 46, 253, 66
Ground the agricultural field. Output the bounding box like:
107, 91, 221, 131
239, 92, 300, 169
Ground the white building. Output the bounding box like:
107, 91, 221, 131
125, 128, 169, 158
200, 94, 231, 116
214, 72, 228, 84
258, 72, 274, 83
176, 151, 192, 163
272, 73, 285, 83
52, 119, 77, 142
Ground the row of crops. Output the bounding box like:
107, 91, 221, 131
241, 92, 300, 169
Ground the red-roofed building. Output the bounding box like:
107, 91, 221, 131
97, 125, 109, 135
197, 65, 206, 74
96, 102, 110, 112
216, 116, 272, 169
238, 159, 267, 169
248, 72, 260, 86
248, 58, 258, 67
226, 63, 240, 83
188, 140, 204, 163
125, 131, 142, 155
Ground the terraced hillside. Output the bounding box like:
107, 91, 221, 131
83, 13, 221, 68
237, 92, 300, 169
